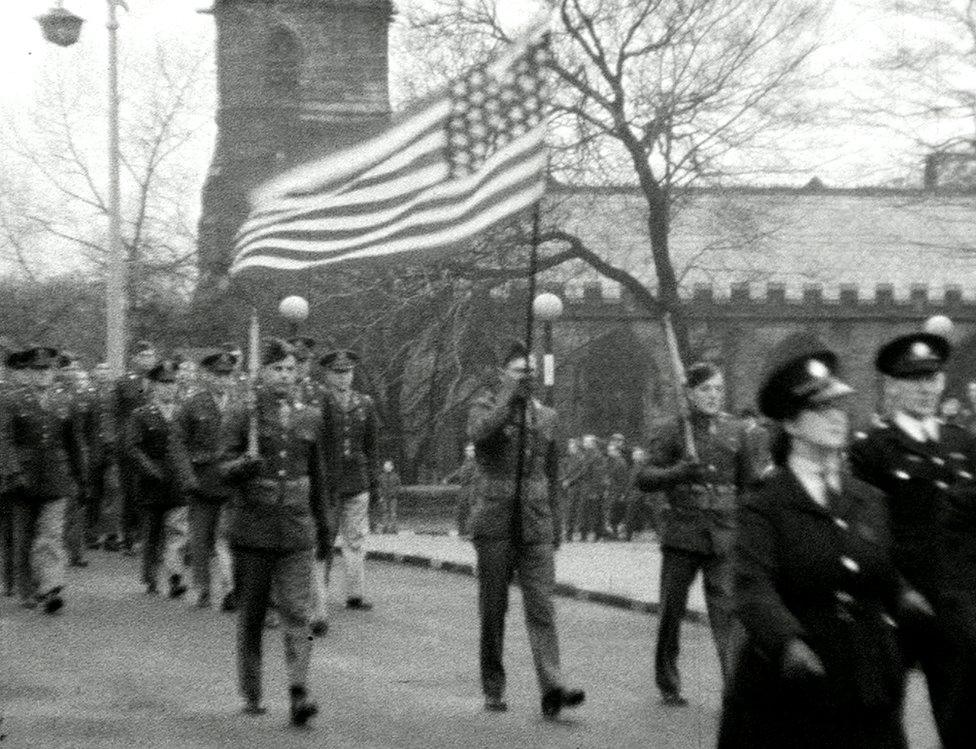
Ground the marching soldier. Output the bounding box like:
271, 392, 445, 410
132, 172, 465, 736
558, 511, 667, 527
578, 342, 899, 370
563, 434, 608, 542
115, 340, 158, 554
467, 340, 585, 718
313, 347, 379, 630
1, 337, 19, 596
179, 348, 238, 609
86, 362, 123, 552
5, 345, 88, 614
849, 332, 976, 747
56, 352, 92, 568
123, 360, 195, 597
636, 362, 768, 706
219, 338, 324, 725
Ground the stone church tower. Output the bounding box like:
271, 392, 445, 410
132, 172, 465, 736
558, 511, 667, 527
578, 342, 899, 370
196, 0, 393, 285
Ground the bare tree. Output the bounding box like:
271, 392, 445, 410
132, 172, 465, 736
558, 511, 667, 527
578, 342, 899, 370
0, 40, 213, 313
400, 0, 825, 353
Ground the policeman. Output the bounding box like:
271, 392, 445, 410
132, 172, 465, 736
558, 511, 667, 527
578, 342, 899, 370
179, 348, 238, 609
314, 348, 378, 625
115, 340, 158, 553
636, 362, 768, 706
564, 434, 609, 542
219, 338, 324, 725
123, 359, 195, 597
849, 332, 976, 747
467, 340, 585, 718
5, 345, 88, 614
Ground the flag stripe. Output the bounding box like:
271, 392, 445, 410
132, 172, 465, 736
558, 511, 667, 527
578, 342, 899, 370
232, 140, 544, 267
236, 129, 542, 248
231, 178, 544, 273
251, 97, 452, 208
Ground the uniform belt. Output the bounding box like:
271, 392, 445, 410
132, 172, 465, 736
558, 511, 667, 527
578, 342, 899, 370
249, 476, 311, 507
687, 483, 736, 510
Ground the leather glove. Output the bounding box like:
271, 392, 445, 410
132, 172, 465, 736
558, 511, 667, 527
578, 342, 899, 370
222, 456, 265, 481
677, 460, 711, 484
781, 638, 825, 681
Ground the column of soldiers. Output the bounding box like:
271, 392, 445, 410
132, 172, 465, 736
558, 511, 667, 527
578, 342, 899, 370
0, 334, 383, 726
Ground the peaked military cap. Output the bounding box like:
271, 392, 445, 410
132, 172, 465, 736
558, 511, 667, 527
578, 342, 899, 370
7, 345, 59, 370
132, 340, 155, 354
875, 332, 950, 378
286, 336, 316, 361
146, 360, 179, 383
319, 348, 359, 372
57, 350, 80, 368
199, 349, 238, 374
757, 332, 853, 420
261, 338, 293, 366
686, 361, 721, 389
500, 339, 530, 367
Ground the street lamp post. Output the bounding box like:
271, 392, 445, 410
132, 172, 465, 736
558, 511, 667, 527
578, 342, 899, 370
532, 292, 564, 406
37, 1, 127, 375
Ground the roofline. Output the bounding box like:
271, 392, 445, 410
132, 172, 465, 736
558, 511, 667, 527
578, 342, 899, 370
547, 180, 976, 199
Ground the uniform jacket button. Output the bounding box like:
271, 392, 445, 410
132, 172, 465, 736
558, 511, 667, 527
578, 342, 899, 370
840, 556, 860, 574
834, 517, 849, 530
931, 456, 945, 466
934, 480, 949, 490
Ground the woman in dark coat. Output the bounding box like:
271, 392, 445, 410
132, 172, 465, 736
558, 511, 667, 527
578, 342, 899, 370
718, 333, 933, 749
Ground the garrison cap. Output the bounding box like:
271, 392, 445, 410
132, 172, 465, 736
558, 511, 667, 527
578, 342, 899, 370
7, 345, 59, 370
146, 360, 179, 383
685, 361, 721, 389
319, 348, 359, 372
57, 350, 80, 368
875, 332, 950, 378
261, 338, 293, 366
500, 339, 530, 367
199, 349, 238, 374
758, 332, 853, 420
132, 340, 154, 354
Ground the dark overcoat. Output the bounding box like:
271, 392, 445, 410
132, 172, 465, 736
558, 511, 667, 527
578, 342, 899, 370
718, 467, 907, 748
177, 389, 233, 501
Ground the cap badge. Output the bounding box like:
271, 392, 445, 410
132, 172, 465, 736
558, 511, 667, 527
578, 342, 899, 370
911, 342, 932, 359
806, 359, 829, 379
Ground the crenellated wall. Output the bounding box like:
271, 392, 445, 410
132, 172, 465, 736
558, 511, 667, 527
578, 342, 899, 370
490, 281, 976, 442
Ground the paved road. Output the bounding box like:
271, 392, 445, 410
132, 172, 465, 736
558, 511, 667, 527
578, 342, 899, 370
1, 552, 938, 748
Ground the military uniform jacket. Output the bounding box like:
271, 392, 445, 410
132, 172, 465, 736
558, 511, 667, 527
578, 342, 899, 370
637, 412, 764, 556
466, 381, 560, 545
445, 456, 483, 505
177, 388, 233, 501
0, 383, 22, 495
849, 419, 976, 598
219, 389, 327, 552
562, 448, 608, 498
123, 403, 195, 508
6, 385, 88, 502
114, 371, 147, 435
724, 467, 906, 743
320, 389, 379, 502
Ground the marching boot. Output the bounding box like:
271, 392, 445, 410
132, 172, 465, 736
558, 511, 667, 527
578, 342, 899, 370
289, 686, 318, 727
168, 574, 187, 599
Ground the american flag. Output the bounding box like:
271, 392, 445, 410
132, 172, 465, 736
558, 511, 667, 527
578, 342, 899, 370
229, 34, 551, 275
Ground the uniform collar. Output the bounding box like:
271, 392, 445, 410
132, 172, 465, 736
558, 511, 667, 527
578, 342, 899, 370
893, 411, 940, 443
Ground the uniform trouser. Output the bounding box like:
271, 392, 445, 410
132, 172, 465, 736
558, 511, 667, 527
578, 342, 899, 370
11, 496, 67, 601
655, 546, 735, 695
579, 492, 606, 540
1, 498, 15, 595
188, 500, 232, 597
117, 453, 142, 545
562, 490, 580, 540
233, 546, 313, 705
905, 590, 976, 748
456, 494, 471, 536
313, 491, 368, 621
63, 491, 87, 562
475, 539, 564, 699
378, 494, 398, 533
88, 455, 121, 542
141, 505, 188, 587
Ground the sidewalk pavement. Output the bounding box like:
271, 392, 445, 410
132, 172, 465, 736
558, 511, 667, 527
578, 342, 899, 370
361, 531, 707, 620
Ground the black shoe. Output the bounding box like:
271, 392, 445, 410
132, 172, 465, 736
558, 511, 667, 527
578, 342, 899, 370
86, 540, 102, 550
146, 581, 159, 596
484, 695, 508, 712
69, 558, 89, 568
345, 597, 373, 611
103, 537, 121, 553
196, 590, 211, 609
169, 574, 187, 599
541, 687, 586, 719
289, 687, 318, 727
242, 701, 266, 716
660, 691, 688, 707
221, 590, 237, 612
42, 588, 64, 615
311, 619, 329, 637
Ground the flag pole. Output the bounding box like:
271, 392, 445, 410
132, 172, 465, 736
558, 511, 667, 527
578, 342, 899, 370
247, 308, 260, 458
662, 311, 698, 461
511, 204, 542, 542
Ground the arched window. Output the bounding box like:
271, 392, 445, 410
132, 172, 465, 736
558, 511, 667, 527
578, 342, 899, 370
265, 27, 300, 100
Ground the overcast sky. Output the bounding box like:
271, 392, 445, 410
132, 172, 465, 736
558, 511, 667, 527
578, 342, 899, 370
0, 1, 968, 276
